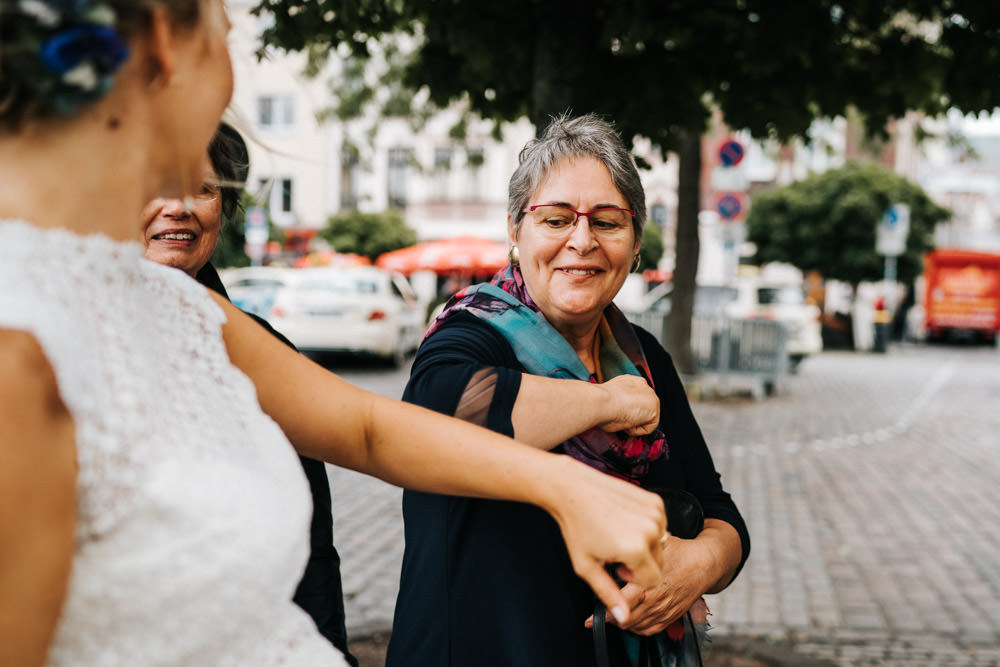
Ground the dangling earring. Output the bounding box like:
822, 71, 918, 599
631, 254, 641, 272
508, 245, 520, 267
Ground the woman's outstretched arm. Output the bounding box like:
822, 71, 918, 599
0, 331, 77, 667
407, 316, 661, 449
215, 296, 667, 622
511, 373, 660, 447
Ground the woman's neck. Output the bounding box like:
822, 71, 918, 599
0, 113, 153, 242
554, 320, 602, 374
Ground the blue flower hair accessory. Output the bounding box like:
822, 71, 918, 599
2, 0, 130, 115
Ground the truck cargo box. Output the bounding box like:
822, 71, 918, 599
923, 249, 1000, 341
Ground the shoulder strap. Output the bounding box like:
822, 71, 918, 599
592, 599, 612, 667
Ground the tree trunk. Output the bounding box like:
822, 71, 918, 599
530, 0, 598, 131
667, 131, 701, 376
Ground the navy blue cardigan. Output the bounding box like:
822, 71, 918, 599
387, 312, 749, 667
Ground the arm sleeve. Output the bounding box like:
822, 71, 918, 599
634, 326, 751, 579
402, 312, 523, 438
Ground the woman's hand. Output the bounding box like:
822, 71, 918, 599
584, 518, 743, 634
543, 457, 667, 625
596, 374, 660, 436
591, 536, 712, 634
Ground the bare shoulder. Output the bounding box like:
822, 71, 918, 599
0, 328, 75, 453
204, 288, 230, 310
0, 328, 64, 412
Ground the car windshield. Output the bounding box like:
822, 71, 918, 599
757, 286, 804, 305
644, 284, 739, 315
231, 278, 286, 289
696, 285, 740, 314
297, 277, 379, 295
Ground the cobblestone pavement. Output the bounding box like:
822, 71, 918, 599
328, 343, 1000, 666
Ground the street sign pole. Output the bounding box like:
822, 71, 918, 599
884, 255, 897, 285
245, 206, 269, 267
876, 203, 909, 311
712, 136, 748, 281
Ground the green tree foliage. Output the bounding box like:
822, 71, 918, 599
318, 210, 417, 261
212, 221, 250, 269
746, 162, 950, 285
638, 222, 665, 273
252, 0, 1000, 372
212, 194, 295, 268
211, 192, 257, 269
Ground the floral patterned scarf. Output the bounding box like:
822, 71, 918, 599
426, 265, 667, 482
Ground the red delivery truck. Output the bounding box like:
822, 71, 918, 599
923, 249, 1000, 342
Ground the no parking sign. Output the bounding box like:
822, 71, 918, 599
715, 191, 748, 221
717, 137, 745, 168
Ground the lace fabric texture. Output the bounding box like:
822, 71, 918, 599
0, 221, 347, 666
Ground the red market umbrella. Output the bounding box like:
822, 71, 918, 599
375, 236, 508, 277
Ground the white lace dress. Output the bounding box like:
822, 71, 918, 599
0, 221, 348, 666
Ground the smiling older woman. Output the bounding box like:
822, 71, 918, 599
387, 113, 750, 667
141, 122, 243, 277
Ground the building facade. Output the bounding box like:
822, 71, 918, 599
226, 1, 678, 253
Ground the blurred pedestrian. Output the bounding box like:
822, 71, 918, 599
0, 3, 668, 666
140, 121, 358, 666
388, 113, 750, 667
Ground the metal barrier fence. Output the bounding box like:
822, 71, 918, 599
625, 311, 789, 397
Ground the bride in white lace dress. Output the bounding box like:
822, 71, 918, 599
0, 2, 669, 665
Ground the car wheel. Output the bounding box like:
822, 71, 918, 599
788, 354, 804, 374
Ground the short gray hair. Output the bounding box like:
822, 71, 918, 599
508, 112, 646, 240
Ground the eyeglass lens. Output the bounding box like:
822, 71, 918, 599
193, 184, 221, 201
528, 204, 632, 238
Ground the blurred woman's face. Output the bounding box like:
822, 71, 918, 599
511, 156, 639, 338
142, 161, 222, 277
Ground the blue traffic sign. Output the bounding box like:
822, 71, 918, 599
716, 192, 747, 220
718, 138, 745, 167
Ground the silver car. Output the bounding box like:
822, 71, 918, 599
219, 266, 298, 320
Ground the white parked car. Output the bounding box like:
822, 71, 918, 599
637, 277, 822, 371
636, 281, 740, 317
219, 266, 298, 320
724, 279, 823, 370
268, 266, 423, 365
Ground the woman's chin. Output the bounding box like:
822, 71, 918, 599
546, 300, 607, 326
145, 247, 195, 273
